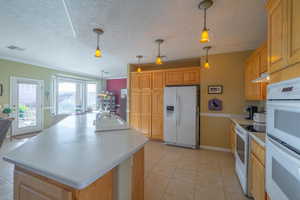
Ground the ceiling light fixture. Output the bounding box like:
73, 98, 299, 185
136, 55, 143, 73
155, 39, 165, 65
93, 28, 104, 58
203, 46, 212, 69
199, 0, 213, 43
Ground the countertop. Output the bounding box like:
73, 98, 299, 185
230, 116, 266, 147
3, 113, 148, 189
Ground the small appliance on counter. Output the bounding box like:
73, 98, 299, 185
253, 112, 266, 123
245, 105, 258, 120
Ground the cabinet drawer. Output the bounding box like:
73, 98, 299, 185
251, 139, 265, 166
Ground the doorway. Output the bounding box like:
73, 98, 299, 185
10, 77, 44, 135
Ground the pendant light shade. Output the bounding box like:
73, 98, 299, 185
200, 28, 210, 43
95, 47, 102, 57
136, 55, 143, 72
155, 39, 164, 65
203, 46, 212, 69
156, 56, 163, 65
199, 0, 213, 43
93, 28, 104, 58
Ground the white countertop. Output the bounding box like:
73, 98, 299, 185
3, 113, 148, 189
230, 117, 266, 146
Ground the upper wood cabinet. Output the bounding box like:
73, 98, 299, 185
140, 72, 152, 90
183, 69, 200, 84
286, 0, 300, 66
152, 71, 165, 89
165, 67, 200, 85
165, 70, 184, 85
131, 73, 141, 90
245, 43, 268, 100
267, 0, 288, 73
260, 44, 268, 74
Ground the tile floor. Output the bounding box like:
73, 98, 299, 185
144, 141, 250, 200
0, 138, 249, 200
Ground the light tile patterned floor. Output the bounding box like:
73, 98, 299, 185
0, 139, 249, 200
144, 141, 250, 200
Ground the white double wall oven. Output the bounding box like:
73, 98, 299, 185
266, 78, 300, 200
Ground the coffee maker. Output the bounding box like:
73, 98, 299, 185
245, 106, 258, 120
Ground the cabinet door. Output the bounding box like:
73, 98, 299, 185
183, 69, 200, 85
260, 44, 268, 74
151, 89, 163, 140
140, 72, 152, 90
131, 73, 140, 90
267, 0, 288, 73
287, 0, 300, 66
130, 91, 141, 130
140, 91, 152, 137
152, 71, 165, 89
165, 71, 184, 85
14, 170, 72, 200
245, 61, 252, 100
251, 154, 266, 200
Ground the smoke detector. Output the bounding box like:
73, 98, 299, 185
7, 45, 25, 51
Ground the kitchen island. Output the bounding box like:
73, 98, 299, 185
3, 113, 148, 200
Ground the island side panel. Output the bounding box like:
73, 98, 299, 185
132, 147, 145, 200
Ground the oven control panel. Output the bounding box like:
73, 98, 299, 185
268, 77, 300, 100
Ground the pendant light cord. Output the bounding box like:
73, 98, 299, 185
97, 34, 100, 49
158, 42, 161, 57
206, 48, 209, 62
204, 8, 207, 30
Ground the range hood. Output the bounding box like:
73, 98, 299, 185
252, 72, 270, 83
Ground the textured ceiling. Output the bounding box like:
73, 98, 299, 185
0, 0, 267, 78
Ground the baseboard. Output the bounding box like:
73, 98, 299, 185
200, 145, 231, 152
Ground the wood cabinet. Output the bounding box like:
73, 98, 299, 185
267, 0, 287, 73
286, 0, 300, 66
250, 139, 266, 200
140, 91, 152, 137
130, 67, 200, 140
245, 43, 268, 100
14, 169, 72, 200
14, 167, 114, 200
251, 154, 265, 200
132, 148, 145, 200
151, 89, 164, 140
267, 0, 300, 75
165, 67, 200, 86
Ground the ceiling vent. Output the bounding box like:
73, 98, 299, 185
7, 45, 25, 51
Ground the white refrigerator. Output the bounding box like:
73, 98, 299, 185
163, 86, 199, 149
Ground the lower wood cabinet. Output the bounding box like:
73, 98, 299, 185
250, 154, 265, 200
250, 139, 266, 200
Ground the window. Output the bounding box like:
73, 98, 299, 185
86, 83, 97, 111
52, 76, 98, 115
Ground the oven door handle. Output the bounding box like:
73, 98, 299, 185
269, 137, 300, 164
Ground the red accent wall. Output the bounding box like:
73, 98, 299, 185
106, 78, 127, 105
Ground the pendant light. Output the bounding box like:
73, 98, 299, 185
93, 28, 104, 57
155, 39, 164, 65
203, 46, 212, 69
136, 55, 143, 73
199, 0, 213, 43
